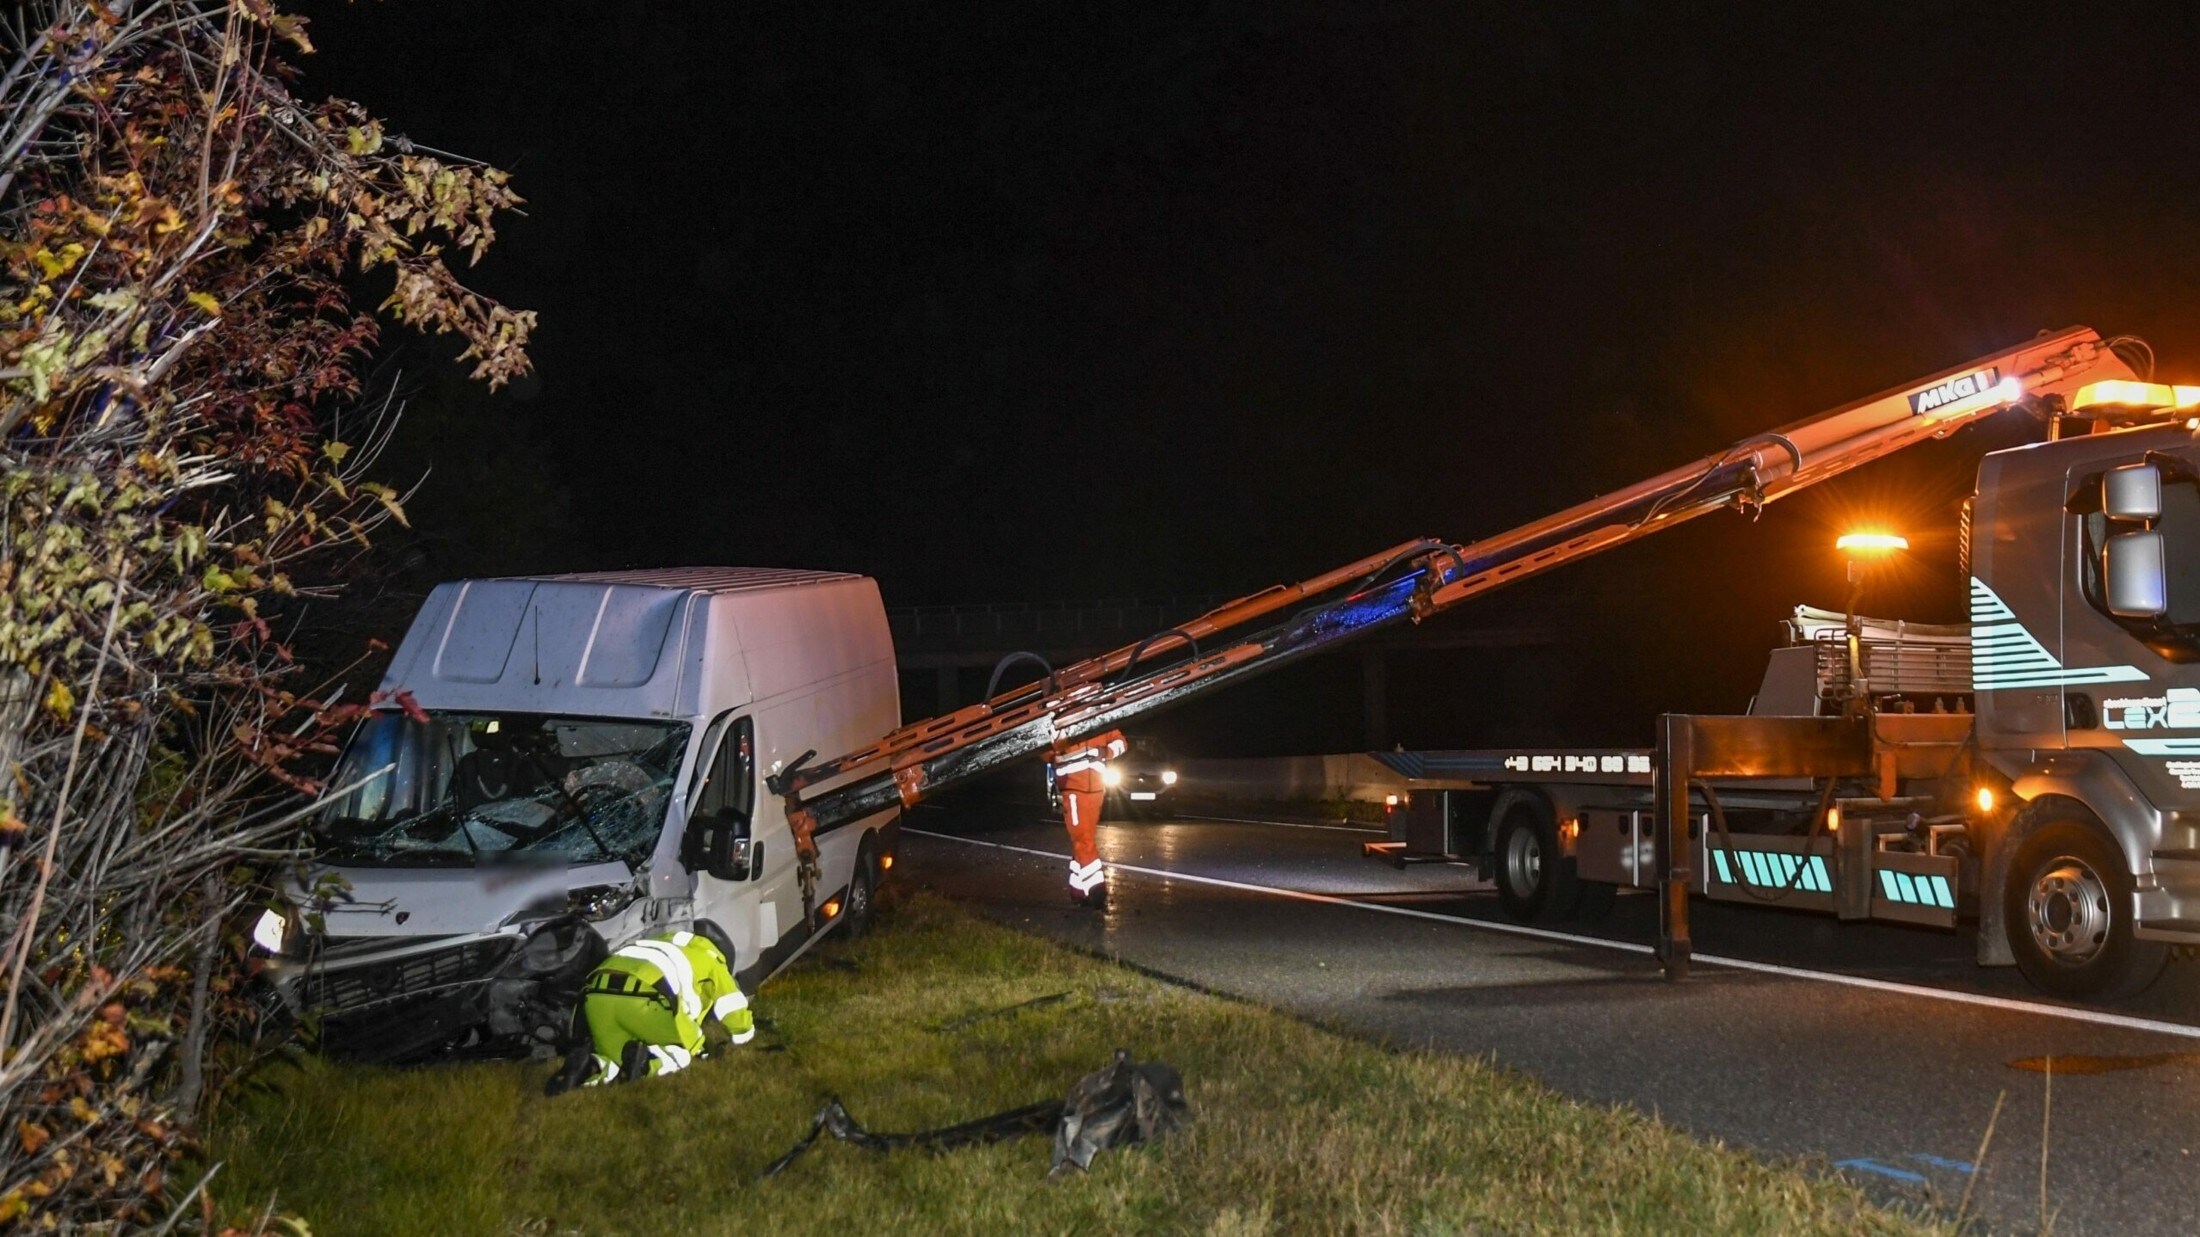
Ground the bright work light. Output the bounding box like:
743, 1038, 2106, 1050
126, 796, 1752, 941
2073, 380, 2200, 413
1835, 532, 1908, 554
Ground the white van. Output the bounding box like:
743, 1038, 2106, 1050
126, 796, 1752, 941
260, 568, 901, 1062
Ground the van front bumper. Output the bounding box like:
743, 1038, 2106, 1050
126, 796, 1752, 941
266, 918, 604, 1063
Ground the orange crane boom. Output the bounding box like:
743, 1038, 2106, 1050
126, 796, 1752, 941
773, 326, 2141, 894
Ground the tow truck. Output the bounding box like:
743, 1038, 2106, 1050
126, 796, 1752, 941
776, 324, 2200, 999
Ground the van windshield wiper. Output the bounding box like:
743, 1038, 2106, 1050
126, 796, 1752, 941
540, 774, 618, 863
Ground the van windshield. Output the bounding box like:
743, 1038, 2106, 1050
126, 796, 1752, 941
314, 711, 691, 867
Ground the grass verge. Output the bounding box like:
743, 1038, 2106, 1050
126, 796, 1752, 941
207, 893, 1933, 1235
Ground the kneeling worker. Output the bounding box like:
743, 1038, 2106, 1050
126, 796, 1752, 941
546, 929, 754, 1095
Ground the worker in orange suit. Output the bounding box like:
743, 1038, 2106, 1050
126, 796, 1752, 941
1052, 733, 1125, 905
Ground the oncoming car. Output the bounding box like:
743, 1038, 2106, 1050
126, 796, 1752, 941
1107, 735, 1179, 819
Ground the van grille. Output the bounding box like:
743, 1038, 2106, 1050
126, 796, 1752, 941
301, 936, 517, 1015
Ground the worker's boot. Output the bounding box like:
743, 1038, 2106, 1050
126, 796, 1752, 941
620, 1039, 652, 1084
541, 1004, 596, 1097
543, 1045, 594, 1097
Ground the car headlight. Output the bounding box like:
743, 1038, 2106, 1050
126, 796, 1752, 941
1100, 765, 1123, 788
251, 908, 290, 955
567, 883, 641, 921
1161, 769, 1178, 785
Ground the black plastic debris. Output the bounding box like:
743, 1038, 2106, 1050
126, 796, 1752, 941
760, 1047, 1191, 1179
1050, 1048, 1189, 1176
760, 1097, 1063, 1177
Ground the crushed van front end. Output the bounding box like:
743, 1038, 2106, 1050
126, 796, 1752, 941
265, 917, 605, 1064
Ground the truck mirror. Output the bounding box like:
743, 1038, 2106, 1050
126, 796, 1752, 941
2103, 530, 2170, 618
2104, 463, 2164, 521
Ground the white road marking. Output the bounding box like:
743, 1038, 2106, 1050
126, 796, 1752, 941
1174, 813, 1387, 835
907, 828, 2200, 1043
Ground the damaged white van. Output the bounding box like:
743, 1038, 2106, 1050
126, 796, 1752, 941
258, 568, 901, 1062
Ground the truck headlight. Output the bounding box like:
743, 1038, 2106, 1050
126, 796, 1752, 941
1100, 765, 1122, 788
251, 908, 289, 955
1161, 769, 1178, 785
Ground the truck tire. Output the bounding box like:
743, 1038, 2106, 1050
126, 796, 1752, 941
2003, 817, 2166, 1000
1493, 792, 1578, 922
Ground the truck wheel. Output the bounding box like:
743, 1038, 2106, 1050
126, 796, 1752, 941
1494, 794, 1577, 922
2004, 819, 2166, 1000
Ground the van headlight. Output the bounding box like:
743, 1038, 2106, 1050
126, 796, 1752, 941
1161, 769, 1178, 785
1100, 765, 1123, 788
251, 908, 291, 955
567, 884, 641, 922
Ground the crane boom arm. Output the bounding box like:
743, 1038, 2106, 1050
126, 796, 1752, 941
776, 326, 2137, 847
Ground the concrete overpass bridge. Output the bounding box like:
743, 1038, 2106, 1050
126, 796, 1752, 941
887, 596, 1554, 748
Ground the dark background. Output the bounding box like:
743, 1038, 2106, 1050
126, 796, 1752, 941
292, 2, 2200, 754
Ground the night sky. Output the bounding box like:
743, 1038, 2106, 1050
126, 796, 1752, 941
293, 3, 2200, 753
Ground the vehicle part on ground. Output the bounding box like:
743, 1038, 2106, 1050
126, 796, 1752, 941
757, 1048, 1190, 1180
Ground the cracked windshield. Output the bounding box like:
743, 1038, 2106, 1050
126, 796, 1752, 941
316, 712, 691, 866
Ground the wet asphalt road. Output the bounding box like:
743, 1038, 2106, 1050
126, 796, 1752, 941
897, 794, 2200, 1235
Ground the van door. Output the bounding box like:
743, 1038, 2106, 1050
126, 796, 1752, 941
747, 707, 807, 961
683, 713, 783, 971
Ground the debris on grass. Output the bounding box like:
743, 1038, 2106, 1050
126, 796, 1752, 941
761, 1047, 1190, 1180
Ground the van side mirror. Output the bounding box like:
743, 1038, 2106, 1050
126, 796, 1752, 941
683, 809, 761, 881
2104, 463, 2164, 521
2104, 530, 2169, 618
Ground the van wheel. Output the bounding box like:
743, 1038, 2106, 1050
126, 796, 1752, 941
2004, 817, 2166, 1000
843, 846, 878, 939
1494, 793, 1577, 922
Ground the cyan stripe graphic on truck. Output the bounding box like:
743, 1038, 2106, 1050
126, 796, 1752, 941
1711, 849, 1954, 909
1709, 849, 1832, 893
1877, 869, 1955, 909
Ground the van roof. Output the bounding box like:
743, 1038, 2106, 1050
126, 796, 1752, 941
512, 567, 863, 595
380, 568, 887, 719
